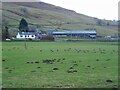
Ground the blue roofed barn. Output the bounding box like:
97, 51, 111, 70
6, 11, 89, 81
46, 30, 97, 39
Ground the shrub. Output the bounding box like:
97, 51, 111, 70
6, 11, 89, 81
41, 35, 54, 41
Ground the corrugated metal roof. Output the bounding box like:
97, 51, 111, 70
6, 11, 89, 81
68, 30, 96, 34
53, 32, 67, 34
52, 30, 96, 34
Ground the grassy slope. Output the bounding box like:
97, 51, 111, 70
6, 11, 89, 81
2, 42, 118, 88
0, 42, 2, 87
2, 2, 118, 36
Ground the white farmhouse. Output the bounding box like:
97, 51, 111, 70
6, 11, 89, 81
16, 32, 36, 40
16, 28, 42, 40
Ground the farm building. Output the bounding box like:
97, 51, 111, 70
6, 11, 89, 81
16, 28, 42, 40
46, 30, 97, 38
16, 31, 36, 39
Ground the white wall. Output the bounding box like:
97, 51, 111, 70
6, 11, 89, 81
16, 34, 35, 39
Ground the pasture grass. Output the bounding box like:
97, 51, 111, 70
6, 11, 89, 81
2, 42, 118, 88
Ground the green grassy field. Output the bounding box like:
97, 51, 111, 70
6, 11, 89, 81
2, 42, 118, 88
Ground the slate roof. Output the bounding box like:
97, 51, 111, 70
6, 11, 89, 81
18, 32, 35, 35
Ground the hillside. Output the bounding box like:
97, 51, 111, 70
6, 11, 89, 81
2, 2, 118, 36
